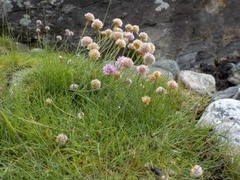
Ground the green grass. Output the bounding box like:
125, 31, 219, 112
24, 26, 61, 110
1, 48, 240, 180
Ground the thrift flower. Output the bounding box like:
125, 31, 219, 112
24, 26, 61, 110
124, 78, 132, 85
190, 165, 203, 178
91, 79, 101, 89
88, 42, 100, 50
45, 98, 53, 105
127, 43, 135, 50
101, 29, 113, 38
132, 25, 140, 34
111, 31, 123, 40
91, 19, 103, 30
69, 83, 79, 91
142, 96, 151, 107
56, 133, 68, 145
138, 43, 151, 55
113, 18, 123, 27
139, 32, 149, 42
113, 27, 123, 32
56, 35, 62, 41
136, 65, 149, 78
124, 32, 134, 41
81, 36, 93, 47
143, 52, 155, 65
89, 49, 101, 60
118, 56, 134, 69
167, 80, 178, 90
148, 42, 156, 53
115, 39, 126, 48
125, 23, 133, 32
113, 71, 121, 79
133, 39, 142, 49
153, 71, 161, 79
77, 112, 85, 120
36, 20, 42, 26
45, 26, 50, 31
103, 63, 117, 75
36, 28, 41, 33
85, 12, 95, 22
156, 86, 167, 95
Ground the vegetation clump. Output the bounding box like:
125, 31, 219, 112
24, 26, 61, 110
0, 13, 240, 179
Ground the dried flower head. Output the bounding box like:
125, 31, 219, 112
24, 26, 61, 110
142, 96, 151, 107
133, 39, 142, 49
127, 43, 135, 50
81, 36, 93, 47
69, 83, 79, 91
77, 112, 85, 120
103, 63, 117, 75
111, 31, 123, 40
125, 24, 133, 32
156, 86, 167, 95
115, 39, 126, 48
56, 133, 68, 145
113, 27, 123, 32
148, 42, 156, 53
91, 79, 101, 89
56, 35, 62, 41
89, 49, 101, 60
113, 18, 123, 27
65, 29, 74, 37
85, 12, 95, 22
36, 28, 41, 33
91, 19, 103, 30
101, 29, 113, 38
88, 42, 100, 50
167, 80, 178, 90
153, 71, 161, 79
45, 98, 53, 105
45, 26, 50, 32
124, 78, 132, 85
143, 52, 155, 65
190, 165, 203, 178
139, 32, 149, 42
132, 25, 140, 34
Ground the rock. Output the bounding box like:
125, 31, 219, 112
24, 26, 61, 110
228, 63, 240, 85
176, 52, 198, 70
213, 85, 240, 101
198, 99, 240, 147
152, 59, 180, 78
178, 70, 216, 95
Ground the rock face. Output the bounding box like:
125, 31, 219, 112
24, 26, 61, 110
1, 0, 240, 67
198, 99, 240, 147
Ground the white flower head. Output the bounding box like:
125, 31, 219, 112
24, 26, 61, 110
56, 133, 68, 145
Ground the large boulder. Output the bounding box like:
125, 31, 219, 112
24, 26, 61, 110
198, 99, 240, 147
0, 0, 240, 68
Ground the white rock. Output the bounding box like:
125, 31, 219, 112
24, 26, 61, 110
198, 99, 240, 147
178, 70, 216, 95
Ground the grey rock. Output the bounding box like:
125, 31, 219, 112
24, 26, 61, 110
228, 63, 240, 85
213, 85, 240, 101
176, 52, 198, 70
198, 99, 240, 147
178, 70, 216, 95
152, 59, 180, 78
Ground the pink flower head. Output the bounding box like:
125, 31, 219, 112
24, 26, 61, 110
85, 12, 95, 22
117, 56, 133, 69
138, 43, 151, 55
113, 18, 123, 27
36, 20, 42, 26
124, 32, 134, 41
91, 19, 103, 30
143, 52, 155, 65
167, 80, 178, 90
81, 36, 93, 47
136, 65, 149, 78
103, 63, 117, 75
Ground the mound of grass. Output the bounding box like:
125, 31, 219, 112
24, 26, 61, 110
0, 48, 239, 179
